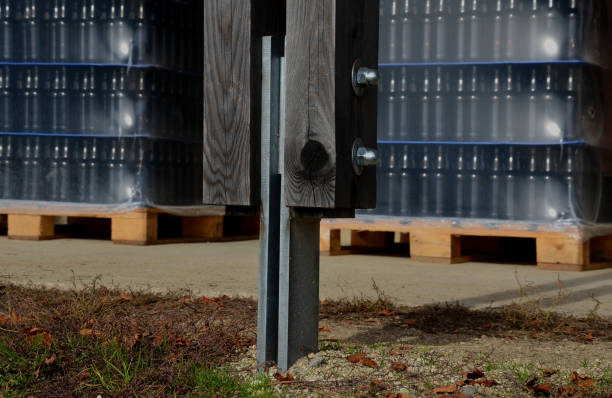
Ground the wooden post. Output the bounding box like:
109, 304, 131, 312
203, 0, 285, 207
278, 0, 379, 371
284, 0, 379, 210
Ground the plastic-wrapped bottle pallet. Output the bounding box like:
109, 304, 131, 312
364, 0, 612, 224
0, 0, 203, 210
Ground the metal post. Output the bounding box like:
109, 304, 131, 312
257, 36, 284, 368
276, 53, 320, 371
258, 35, 322, 372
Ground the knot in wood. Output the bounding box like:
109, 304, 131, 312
300, 139, 330, 177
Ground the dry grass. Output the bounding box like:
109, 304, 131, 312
1, 280, 611, 397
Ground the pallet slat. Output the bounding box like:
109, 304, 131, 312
321, 218, 612, 272
3, 209, 258, 245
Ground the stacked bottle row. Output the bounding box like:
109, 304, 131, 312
0, 65, 203, 141
0, 0, 203, 72
0, 135, 203, 205
378, 63, 603, 143
380, 0, 606, 64
365, 143, 608, 222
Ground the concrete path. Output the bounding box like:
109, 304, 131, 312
1, 237, 611, 317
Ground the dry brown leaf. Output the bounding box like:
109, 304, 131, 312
392, 362, 407, 372
0, 314, 9, 324
584, 333, 594, 342
359, 358, 379, 368
119, 292, 133, 301
526, 376, 538, 389
432, 384, 458, 394
542, 369, 557, 377
347, 353, 366, 363
556, 385, 577, 396
477, 379, 498, 388
22, 327, 53, 347
175, 337, 192, 347
377, 309, 397, 316
10, 310, 21, 324
76, 371, 90, 382
388, 348, 399, 355
366, 318, 381, 323
318, 326, 331, 332
463, 368, 484, 380
386, 394, 412, 398
44, 355, 57, 365
402, 319, 416, 325
533, 383, 552, 394
79, 328, 94, 336
320, 299, 329, 305
273, 372, 294, 382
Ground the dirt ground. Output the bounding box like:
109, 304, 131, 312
1, 284, 611, 397
1, 237, 611, 318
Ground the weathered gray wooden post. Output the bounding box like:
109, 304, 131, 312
203, 0, 379, 372
279, 0, 380, 370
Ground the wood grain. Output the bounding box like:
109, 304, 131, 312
284, 0, 379, 210
203, 0, 260, 206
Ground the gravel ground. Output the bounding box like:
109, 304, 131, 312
232, 310, 612, 397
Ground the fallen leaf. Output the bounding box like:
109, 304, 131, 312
366, 318, 381, 323
386, 394, 412, 398
76, 371, 90, 382
377, 309, 397, 316
175, 337, 192, 347
533, 383, 552, 394
542, 369, 557, 377
388, 348, 399, 355
318, 326, 331, 333
584, 333, 594, 342
347, 353, 366, 363
433, 385, 458, 394
199, 296, 216, 303
476, 379, 498, 388
273, 372, 294, 382
320, 299, 329, 305
119, 292, 133, 301
392, 362, 407, 372
44, 355, 56, 365
402, 319, 416, 325
556, 386, 578, 398
22, 327, 52, 347
79, 328, 94, 336
359, 358, 379, 368
10, 310, 21, 324
463, 368, 484, 380
526, 376, 538, 389
569, 371, 595, 389
0, 314, 9, 324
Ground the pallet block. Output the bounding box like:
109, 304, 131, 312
3, 207, 257, 245
321, 217, 612, 271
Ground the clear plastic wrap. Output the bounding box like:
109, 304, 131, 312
0, 0, 203, 214
364, 0, 612, 235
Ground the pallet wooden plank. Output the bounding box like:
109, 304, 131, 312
182, 216, 224, 239
320, 217, 612, 271
536, 236, 588, 267
8, 215, 54, 240
409, 232, 459, 263
284, 0, 379, 210
111, 212, 158, 245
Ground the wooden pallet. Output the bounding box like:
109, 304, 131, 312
320, 217, 612, 272
1, 206, 259, 245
